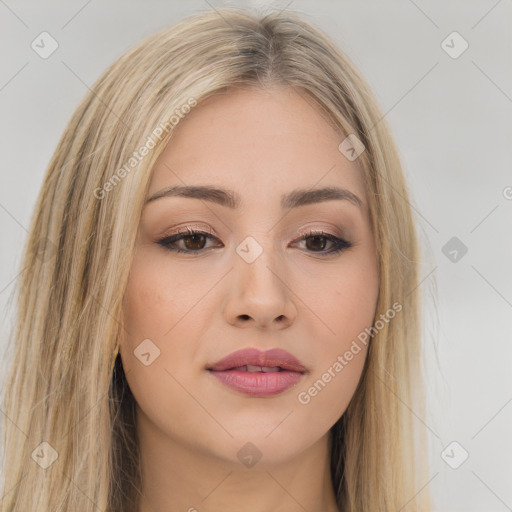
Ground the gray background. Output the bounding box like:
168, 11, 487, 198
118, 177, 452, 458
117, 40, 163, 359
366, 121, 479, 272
1, 1, 511, 510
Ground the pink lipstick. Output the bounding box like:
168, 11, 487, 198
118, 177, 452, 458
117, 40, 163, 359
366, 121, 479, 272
207, 348, 307, 397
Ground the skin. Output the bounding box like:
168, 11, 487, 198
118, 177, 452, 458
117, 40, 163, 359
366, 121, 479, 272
120, 85, 379, 512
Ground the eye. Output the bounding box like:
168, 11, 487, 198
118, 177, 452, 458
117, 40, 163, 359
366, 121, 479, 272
293, 229, 353, 256
156, 227, 353, 256
157, 227, 221, 254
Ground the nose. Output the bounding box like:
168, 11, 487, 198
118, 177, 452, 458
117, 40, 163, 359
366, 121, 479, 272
223, 242, 297, 330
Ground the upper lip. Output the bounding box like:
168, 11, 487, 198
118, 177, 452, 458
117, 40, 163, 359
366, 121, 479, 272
207, 348, 308, 373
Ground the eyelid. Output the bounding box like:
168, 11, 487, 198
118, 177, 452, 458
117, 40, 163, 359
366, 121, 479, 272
163, 223, 216, 238
293, 224, 346, 240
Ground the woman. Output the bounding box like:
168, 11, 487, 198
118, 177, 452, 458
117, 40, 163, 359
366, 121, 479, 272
0, 7, 430, 512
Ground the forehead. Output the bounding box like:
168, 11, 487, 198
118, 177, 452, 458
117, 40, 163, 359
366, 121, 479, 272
148, 86, 367, 209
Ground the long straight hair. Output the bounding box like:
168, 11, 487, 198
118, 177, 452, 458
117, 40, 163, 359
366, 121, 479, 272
0, 7, 430, 511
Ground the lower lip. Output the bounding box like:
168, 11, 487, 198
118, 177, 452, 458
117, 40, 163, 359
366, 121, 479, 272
208, 369, 304, 397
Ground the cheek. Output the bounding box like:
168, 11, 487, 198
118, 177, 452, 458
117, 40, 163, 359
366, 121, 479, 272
295, 266, 376, 425
297, 249, 377, 419
309, 250, 379, 344
120, 255, 196, 392
119, 255, 205, 428
122, 252, 199, 340
342, 237, 379, 322
121, 247, 223, 376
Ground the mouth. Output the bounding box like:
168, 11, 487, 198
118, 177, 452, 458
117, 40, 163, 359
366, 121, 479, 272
218, 365, 291, 372
206, 348, 307, 397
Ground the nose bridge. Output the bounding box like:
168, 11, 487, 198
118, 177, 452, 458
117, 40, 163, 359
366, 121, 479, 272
224, 230, 296, 328
236, 231, 284, 297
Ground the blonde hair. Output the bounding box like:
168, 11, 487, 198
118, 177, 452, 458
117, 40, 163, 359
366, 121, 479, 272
0, 7, 430, 511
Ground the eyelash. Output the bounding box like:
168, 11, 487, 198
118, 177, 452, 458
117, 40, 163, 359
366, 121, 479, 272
156, 227, 353, 257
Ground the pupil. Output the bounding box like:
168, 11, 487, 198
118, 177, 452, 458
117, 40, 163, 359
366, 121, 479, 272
185, 234, 205, 250
307, 235, 326, 251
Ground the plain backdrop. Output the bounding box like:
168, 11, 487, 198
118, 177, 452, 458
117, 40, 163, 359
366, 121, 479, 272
0, 1, 511, 510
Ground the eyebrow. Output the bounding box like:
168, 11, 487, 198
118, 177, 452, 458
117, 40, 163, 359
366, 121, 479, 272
144, 184, 363, 210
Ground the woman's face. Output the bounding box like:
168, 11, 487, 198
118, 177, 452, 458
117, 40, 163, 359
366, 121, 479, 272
121, 86, 379, 468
